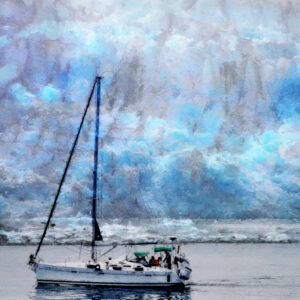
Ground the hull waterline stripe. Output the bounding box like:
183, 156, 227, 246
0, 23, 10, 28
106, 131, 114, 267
37, 279, 185, 288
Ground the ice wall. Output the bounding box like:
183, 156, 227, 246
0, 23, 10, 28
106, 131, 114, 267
0, 0, 299, 225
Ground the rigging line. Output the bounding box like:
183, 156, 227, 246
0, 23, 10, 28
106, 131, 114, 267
135, 163, 160, 234
98, 244, 117, 258
34, 77, 98, 258
96, 136, 104, 229
60, 245, 90, 255
99, 144, 104, 226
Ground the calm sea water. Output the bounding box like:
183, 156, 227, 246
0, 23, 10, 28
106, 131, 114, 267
1, 244, 300, 300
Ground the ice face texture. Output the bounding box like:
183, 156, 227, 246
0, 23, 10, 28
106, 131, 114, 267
0, 0, 299, 225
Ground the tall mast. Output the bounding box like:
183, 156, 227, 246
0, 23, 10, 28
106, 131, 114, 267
32, 78, 98, 260
92, 76, 103, 261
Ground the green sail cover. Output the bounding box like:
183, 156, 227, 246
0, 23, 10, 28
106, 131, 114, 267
154, 246, 172, 252
134, 251, 149, 257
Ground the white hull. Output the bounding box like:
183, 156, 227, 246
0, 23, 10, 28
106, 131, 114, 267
34, 263, 186, 288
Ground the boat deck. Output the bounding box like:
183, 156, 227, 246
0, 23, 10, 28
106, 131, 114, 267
49, 257, 172, 273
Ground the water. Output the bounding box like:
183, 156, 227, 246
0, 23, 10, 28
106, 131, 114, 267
1, 243, 300, 299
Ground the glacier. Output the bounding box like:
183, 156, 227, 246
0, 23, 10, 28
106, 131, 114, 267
0, 0, 299, 238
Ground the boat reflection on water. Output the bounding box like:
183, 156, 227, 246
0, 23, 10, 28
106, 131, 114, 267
33, 284, 191, 300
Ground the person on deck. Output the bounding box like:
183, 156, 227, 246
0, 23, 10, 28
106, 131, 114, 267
156, 257, 161, 267
149, 256, 158, 267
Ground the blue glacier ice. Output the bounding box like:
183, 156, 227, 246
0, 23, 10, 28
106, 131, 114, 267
0, 0, 299, 241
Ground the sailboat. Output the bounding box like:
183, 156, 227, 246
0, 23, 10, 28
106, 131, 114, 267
28, 76, 192, 288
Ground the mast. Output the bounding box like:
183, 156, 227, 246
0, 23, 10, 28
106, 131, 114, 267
32, 77, 98, 260
91, 76, 103, 261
